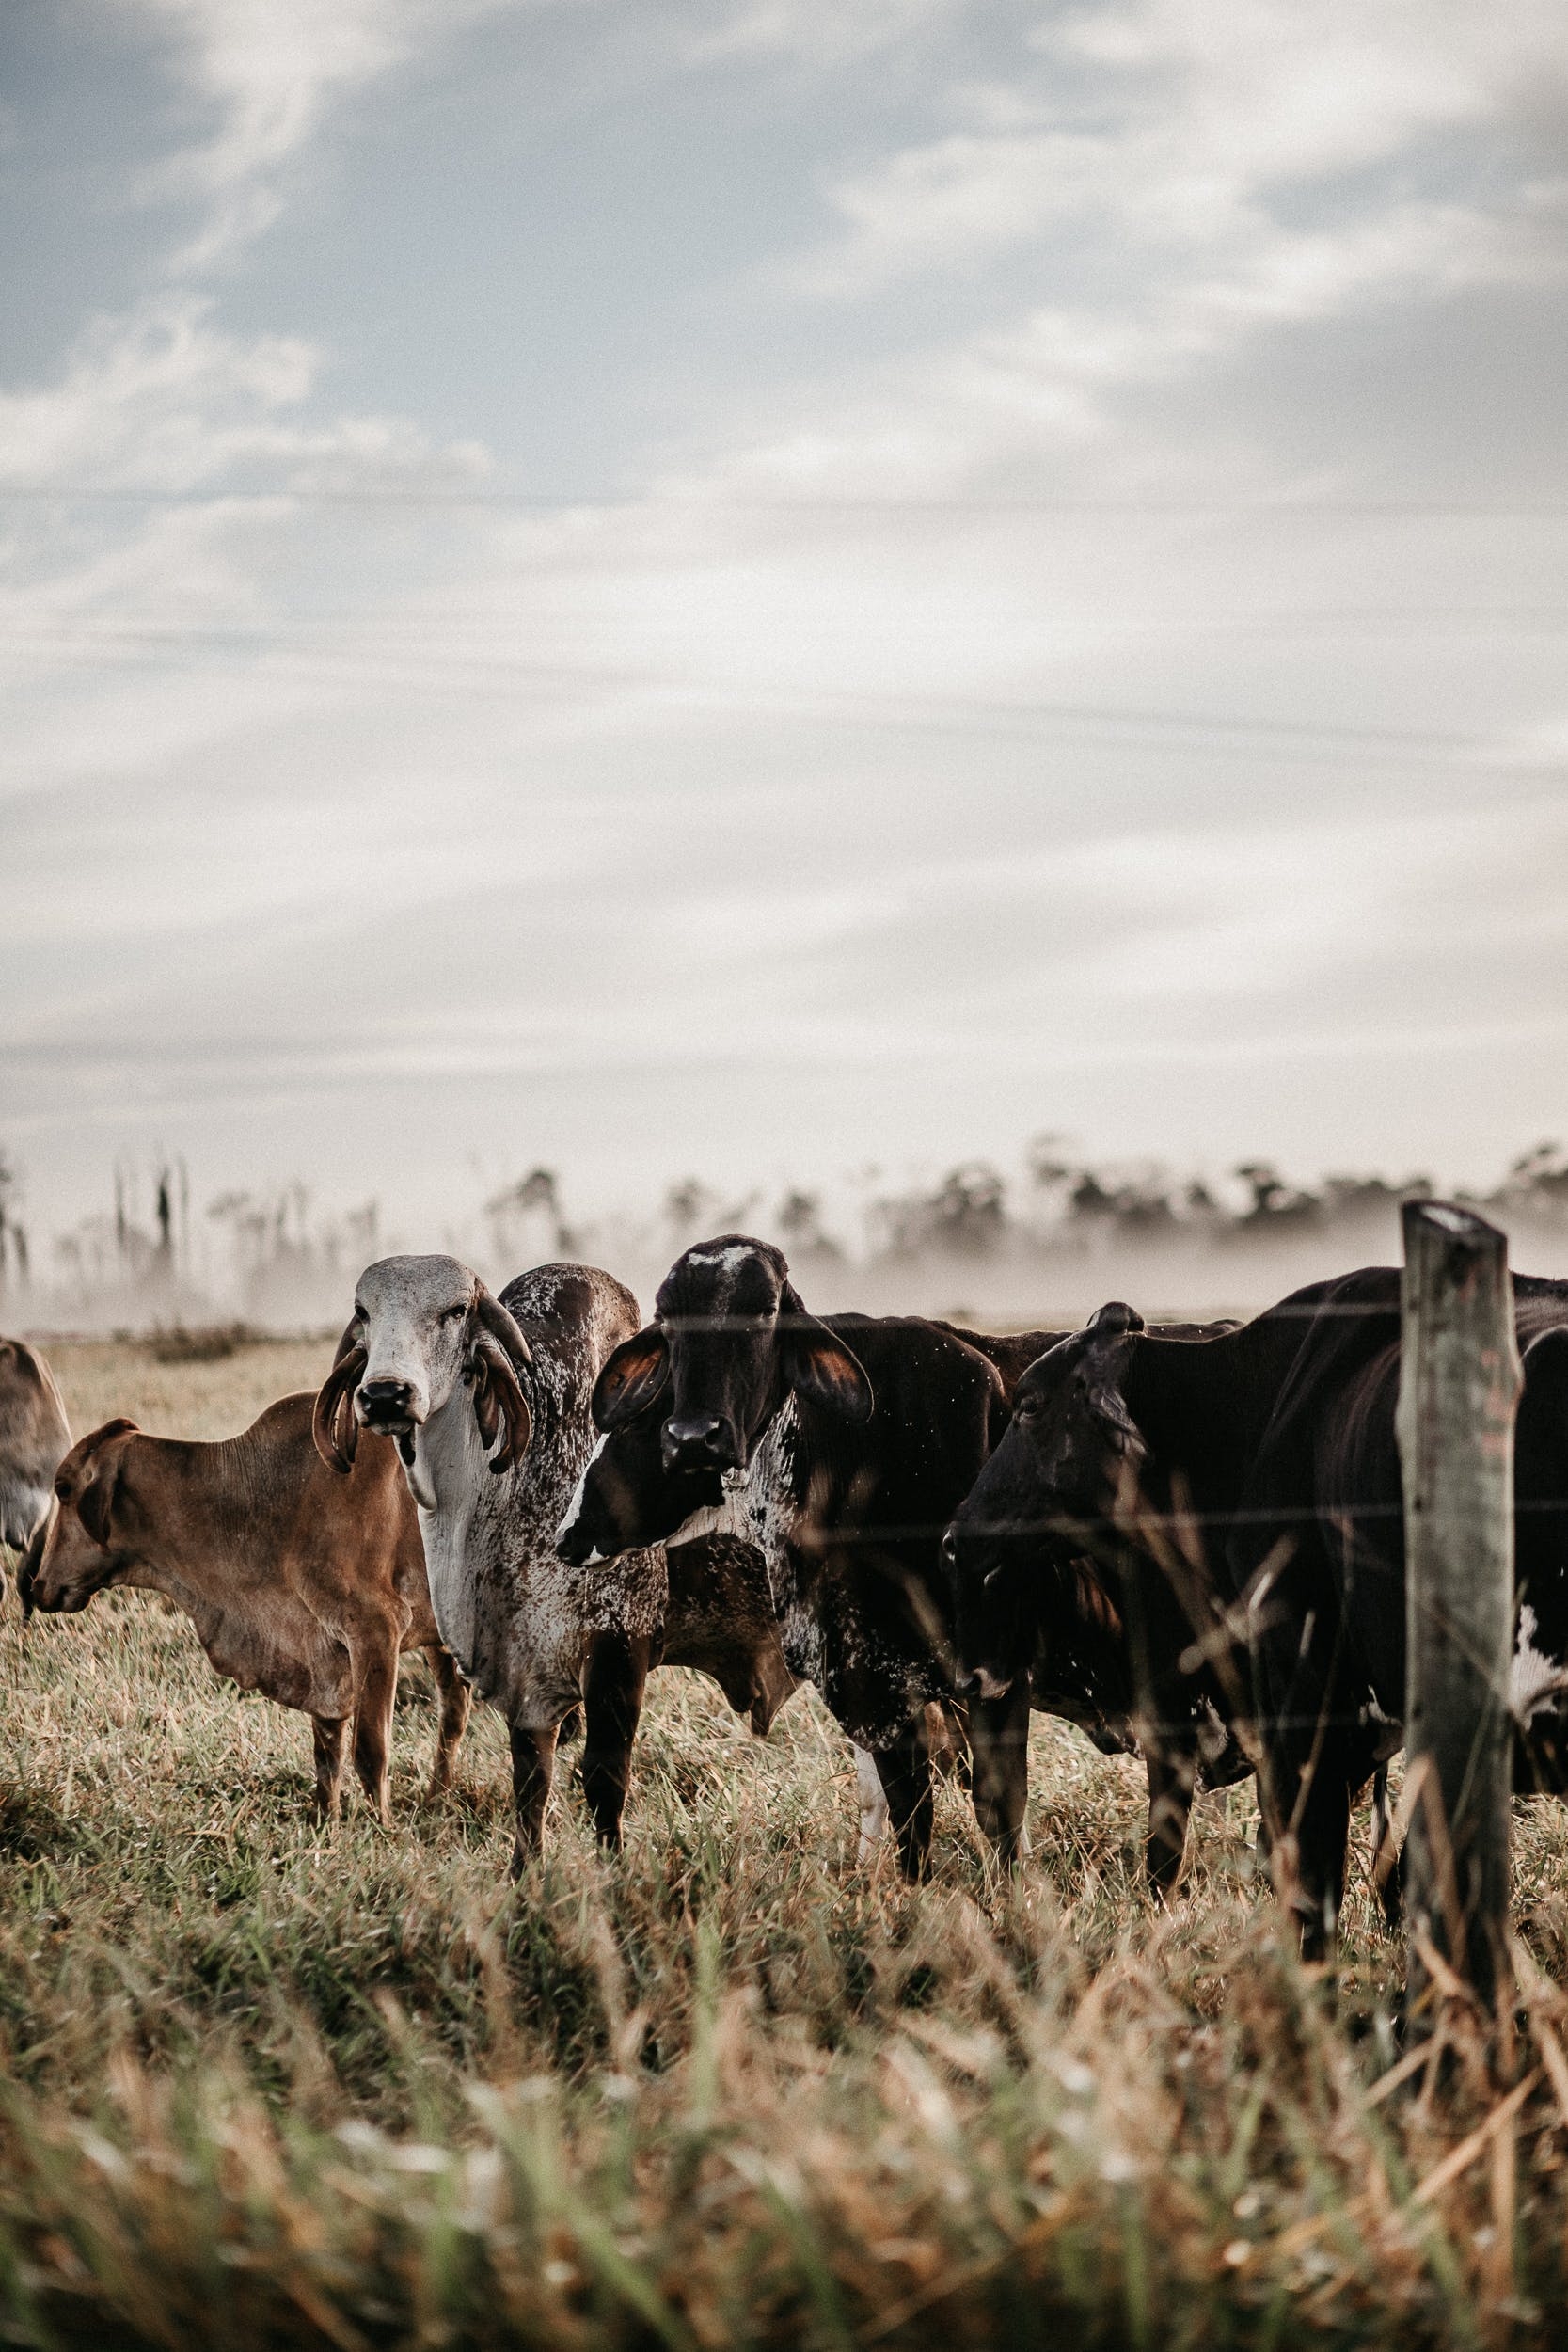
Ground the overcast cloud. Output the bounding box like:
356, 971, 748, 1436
3, 0, 1566, 1240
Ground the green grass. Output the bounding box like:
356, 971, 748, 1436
0, 1337, 1565, 2345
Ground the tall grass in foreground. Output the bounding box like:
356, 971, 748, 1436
2, 1341, 1568, 2345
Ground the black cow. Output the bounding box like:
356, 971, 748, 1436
943, 1288, 1354, 1897
557, 1235, 1022, 1877
1229, 1266, 1568, 1955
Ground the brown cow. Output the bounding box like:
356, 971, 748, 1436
0, 1337, 72, 1575
23, 1392, 470, 1822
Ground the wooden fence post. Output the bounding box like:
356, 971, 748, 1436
1397, 1200, 1522, 2023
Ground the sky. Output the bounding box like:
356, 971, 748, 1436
4, 0, 1567, 1248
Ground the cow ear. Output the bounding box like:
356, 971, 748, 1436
593, 1327, 670, 1432
72, 1422, 135, 1549
470, 1330, 533, 1473
779, 1291, 873, 1425
312, 1318, 365, 1473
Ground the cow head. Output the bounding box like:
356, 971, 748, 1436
312, 1254, 533, 1504
555, 1402, 722, 1566
24, 1419, 141, 1615
592, 1235, 872, 1480
942, 1301, 1147, 1692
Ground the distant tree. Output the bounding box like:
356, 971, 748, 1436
775, 1189, 843, 1262
486, 1168, 574, 1261
665, 1179, 718, 1248
1500, 1143, 1568, 1218
924, 1163, 1007, 1257
1234, 1161, 1320, 1229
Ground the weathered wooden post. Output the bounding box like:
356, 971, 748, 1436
1398, 1200, 1522, 2024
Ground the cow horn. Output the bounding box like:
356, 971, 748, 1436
470, 1327, 532, 1474
473, 1283, 532, 1369
311, 1317, 365, 1473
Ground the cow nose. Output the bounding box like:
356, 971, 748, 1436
359, 1377, 415, 1425
661, 1414, 734, 1471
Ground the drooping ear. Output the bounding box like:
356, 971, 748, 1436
778, 1286, 874, 1425
71, 1422, 136, 1549
469, 1329, 533, 1474
311, 1317, 366, 1473
593, 1327, 670, 1432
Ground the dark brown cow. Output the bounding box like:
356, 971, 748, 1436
24, 1392, 470, 1821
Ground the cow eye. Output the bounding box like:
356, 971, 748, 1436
442, 1304, 467, 1323
1015, 1393, 1041, 1422
983, 1566, 1006, 1592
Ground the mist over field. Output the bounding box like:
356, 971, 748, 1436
7, 1136, 1568, 1336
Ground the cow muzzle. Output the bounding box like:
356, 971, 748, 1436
356, 1376, 421, 1437
660, 1413, 739, 1474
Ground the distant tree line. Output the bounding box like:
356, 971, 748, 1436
6, 1141, 1568, 1320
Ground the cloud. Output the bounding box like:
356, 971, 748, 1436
794, 0, 1568, 296
681, 0, 963, 65
0, 294, 490, 496
119, 0, 537, 265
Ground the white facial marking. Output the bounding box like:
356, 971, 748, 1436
686, 1242, 760, 1275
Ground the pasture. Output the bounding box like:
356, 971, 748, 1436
1, 1334, 1567, 2347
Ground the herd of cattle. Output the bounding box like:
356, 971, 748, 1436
3, 1233, 1567, 1959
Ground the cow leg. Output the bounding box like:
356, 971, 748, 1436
874, 1721, 935, 1882
969, 1679, 1033, 1865
927, 1699, 972, 1788
426, 1645, 473, 1798
1145, 1740, 1198, 1899
311, 1716, 350, 1822
580, 1631, 651, 1849
1291, 1772, 1352, 1962
852, 1744, 890, 1863
1260, 1730, 1355, 1960
1370, 1764, 1403, 1929
509, 1723, 560, 1873
351, 1642, 397, 1827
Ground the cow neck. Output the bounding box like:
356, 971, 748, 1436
404, 1384, 492, 1675
98, 1441, 252, 1653
1119, 1313, 1323, 1515
120, 1434, 269, 1586
672, 1393, 804, 1613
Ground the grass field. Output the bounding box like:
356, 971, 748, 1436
1, 1335, 1567, 2346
